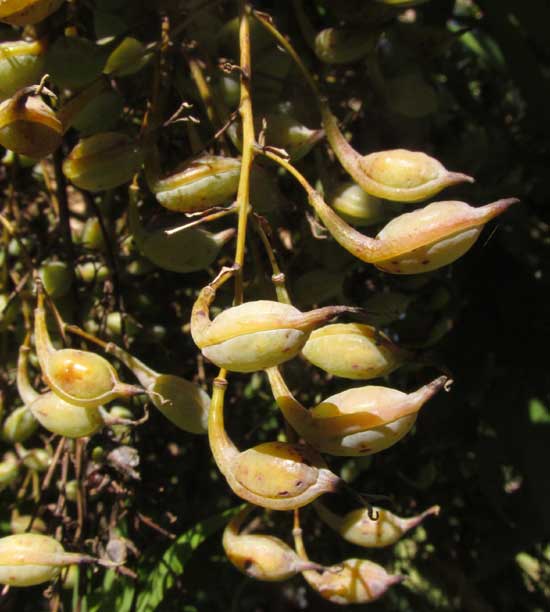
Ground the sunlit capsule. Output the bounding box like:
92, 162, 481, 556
10, 512, 47, 534
0, 533, 89, 587
0, 0, 65, 26
191, 267, 359, 373
266, 367, 448, 456
29, 392, 103, 438
222, 506, 323, 581
146, 150, 241, 213
302, 323, 406, 380
315, 502, 440, 547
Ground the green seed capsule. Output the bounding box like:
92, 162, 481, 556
21, 448, 50, 472
314, 28, 376, 64
0, 452, 19, 490
29, 392, 103, 438
0, 91, 62, 158
63, 132, 143, 192
71, 90, 124, 136
46, 36, 106, 90
0, 292, 18, 329
146, 151, 241, 213
39, 260, 72, 299
0, 533, 87, 587
0, 0, 65, 26
2, 406, 38, 443
0, 39, 47, 102
330, 181, 395, 227
103, 37, 153, 77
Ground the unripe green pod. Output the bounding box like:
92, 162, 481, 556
267, 368, 448, 456
76, 262, 109, 284
80, 218, 105, 251
64, 479, 78, 502
34, 292, 145, 408
0, 0, 65, 26
71, 90, 124, 136
330, 181, 394, 227
0, 452, 19, 490
315, 502, 439, 548
302, 323, 406, 380
191, 268, 360, 373
292, 269, 343, 307
146, 150, 241, 213
0, 292, 19, 329
63, 132, 143, 192
314, 28, 376, 64
0, 91, 62, 158
129, 187, 235, 274
29, 392, 103, 438
21, 447, 50, 472
108, 405, 133, 440
39, 260, 72, 299
0, 39, 46, 102
2, 406, 38, 443
364, 291, 413, 327
105, 341, 210, 434
46, 36, 106, 90
218, 16, 274, 58
103, 37, 153, 77
0, 533, 90, 587
10, 513, 46, 534
222, 506, 324, 581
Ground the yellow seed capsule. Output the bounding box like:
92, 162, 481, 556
307, 190, 519, 274
302, 323, 406, 380
0, 91, 62, 158
0, 534, 89, 587
146, 149, 241, 213
315, 502, 440, 548
0, 0, 65, 26
34, 293, 144, 408
0, 39, 46, 102
129, 185, 235, 274
314, 28, 376, 64
10, 512, 47, 534
191, 267, 360, 373
222, 506, 323, 581
267, 368, 448, 456
209, 380, 342, 511
63, 132, 143, 192
321, 104, 473, 203
293, 525, 403, 605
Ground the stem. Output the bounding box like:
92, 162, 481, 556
233, 1, 256, 305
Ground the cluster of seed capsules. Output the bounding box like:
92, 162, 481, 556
0, 0, 518, 605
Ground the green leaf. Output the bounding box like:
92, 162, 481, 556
86, 570, 135, 612
136, 506, 241, 612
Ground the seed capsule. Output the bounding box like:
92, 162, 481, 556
2, 406, 38, 443
321, 104, 472, 202
39, 260, 72, 299
10, 512, 46, 534
302, 323, 407, 380
129, 186, 235, 274
314, 28, 376, 64
293, 524, 403, 605
266, 367, 448, 456
104, 340, 210, 434
34, 292, 144, 408
0, 90, 62, 158
315, 502, 440, 548
0, 534, 90, 587
330, 181, 395, 227
63, 132, 143, 192
104, 37, 153, 78
307, 190, 519, 274
146, 149, 241, 213
191, 267, 360, 373
0, 39, 46, 102
30, 392, 103, 438
209, 379, 342, 511
0, 453, 19, 490
0, 0, 65, 26
222, 506, 324, 581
